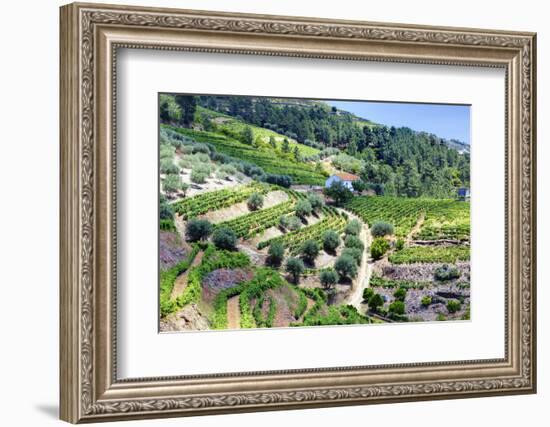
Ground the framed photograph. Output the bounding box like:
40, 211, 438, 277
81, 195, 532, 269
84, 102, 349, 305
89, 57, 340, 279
60, 2, 537, 423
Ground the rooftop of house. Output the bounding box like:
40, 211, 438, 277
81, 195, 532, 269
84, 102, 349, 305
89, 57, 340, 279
332, 172, 360, 182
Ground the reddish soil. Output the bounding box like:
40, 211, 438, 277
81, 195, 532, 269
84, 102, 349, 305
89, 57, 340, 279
159, 231, 189, 271
201, 268, 254, 304
265, 285, 298, 327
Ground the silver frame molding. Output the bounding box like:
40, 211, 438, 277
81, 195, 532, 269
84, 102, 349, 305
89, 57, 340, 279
60, 2, 537, 423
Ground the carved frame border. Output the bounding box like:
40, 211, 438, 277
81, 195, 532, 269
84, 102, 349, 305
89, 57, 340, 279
60, 2, 536, 423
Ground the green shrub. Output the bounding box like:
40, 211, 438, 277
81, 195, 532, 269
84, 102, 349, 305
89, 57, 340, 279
345, 235, 365, 252
324, 180, 353, 206
396, 238, 405, 251
267, 241, 285, 267
319, 269, 339, 289
160, 158, 179, 174
370, 237, 390, 260
285, 257, 305, 284
190, 168, 208, 184
446, 299, 461, 313
371, 221, 394, 237
368, 293, 384, 312
300, 239, 320, 264
241, 126, 254, 145
344, 219, 362, 236
434, 264, 461, 281
247, 192, 264, 211
284, 215, 302, 231
436, 313, 447, 321
363, 287, 374, 302
393, 287, 407, 301
334, 254, 357, 280
212, 226, 237, 250
341, 247, 362, 265
160, 145, 176, 160
389, 300, 406, 315
159, 199, 174, 220
219, 163, 237, 175
278, 215, 289, 230
160, 218, 176, 231
162, 173, 183, 194
185, 219, 213, 242
295, 199, 313, 218
322, 230, 341, 253
307, 193, 325, 212
421, 295, 432, 307
352, 179, 367, 193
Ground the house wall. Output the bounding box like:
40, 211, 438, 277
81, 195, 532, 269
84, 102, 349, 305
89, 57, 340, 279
325, 175, 354, 190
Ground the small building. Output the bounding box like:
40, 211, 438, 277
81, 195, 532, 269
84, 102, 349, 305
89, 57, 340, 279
457, 187, 470, 201
325, 172, 360, 191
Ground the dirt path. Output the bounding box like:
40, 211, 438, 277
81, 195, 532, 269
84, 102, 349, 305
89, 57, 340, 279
227, 295, 241, 329
406, 212, 425, 243
337, 209, 372, 310
173, 213, 187, 241
170, 251, 204, 300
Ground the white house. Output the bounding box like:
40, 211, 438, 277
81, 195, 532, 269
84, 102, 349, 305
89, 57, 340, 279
325, 172, 360, 191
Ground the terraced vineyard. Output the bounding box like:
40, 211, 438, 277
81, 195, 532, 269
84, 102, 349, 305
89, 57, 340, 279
388, 245, 470, 264
414, 201, 470, 241
165, 125, 326, 185
345, 196, 428, 237
257, 207, 347, 254
214, 200, 295, 239
172, 182, 269, 219
345, 196, 470, 239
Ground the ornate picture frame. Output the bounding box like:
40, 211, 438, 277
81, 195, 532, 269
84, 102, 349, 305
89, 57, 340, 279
60, 2, 536, 423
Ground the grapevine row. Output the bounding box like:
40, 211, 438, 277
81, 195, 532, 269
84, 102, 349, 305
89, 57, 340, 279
257, 207, 346, 254
214, 200, 295, 239
171, 182, 269, 219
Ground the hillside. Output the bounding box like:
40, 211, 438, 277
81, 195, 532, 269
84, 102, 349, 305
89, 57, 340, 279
160, 94, 470, 198
158, 94, 471, 332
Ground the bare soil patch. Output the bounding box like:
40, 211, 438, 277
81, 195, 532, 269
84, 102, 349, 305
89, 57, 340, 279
159, 231, 190, 271
160, 303, 210, 332
201, 268, 254, 304
227, 296, 240, 329
265, 285, 299, 327
248, 226, 283, 247
177, 169, 251, 198
202, 190, 289, 224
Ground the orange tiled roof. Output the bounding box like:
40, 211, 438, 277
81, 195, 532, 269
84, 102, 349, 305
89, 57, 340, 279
334, 172, 360, 181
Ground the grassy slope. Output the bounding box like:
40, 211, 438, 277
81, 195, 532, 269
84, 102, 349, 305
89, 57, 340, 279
197, 106, 320, 157
164, 124, 326, 185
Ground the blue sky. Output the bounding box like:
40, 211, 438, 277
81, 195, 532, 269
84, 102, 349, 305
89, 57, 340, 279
326, 100, 471, 144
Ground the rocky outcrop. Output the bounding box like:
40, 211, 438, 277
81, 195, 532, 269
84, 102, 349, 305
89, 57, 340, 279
160, 303, 210, 332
